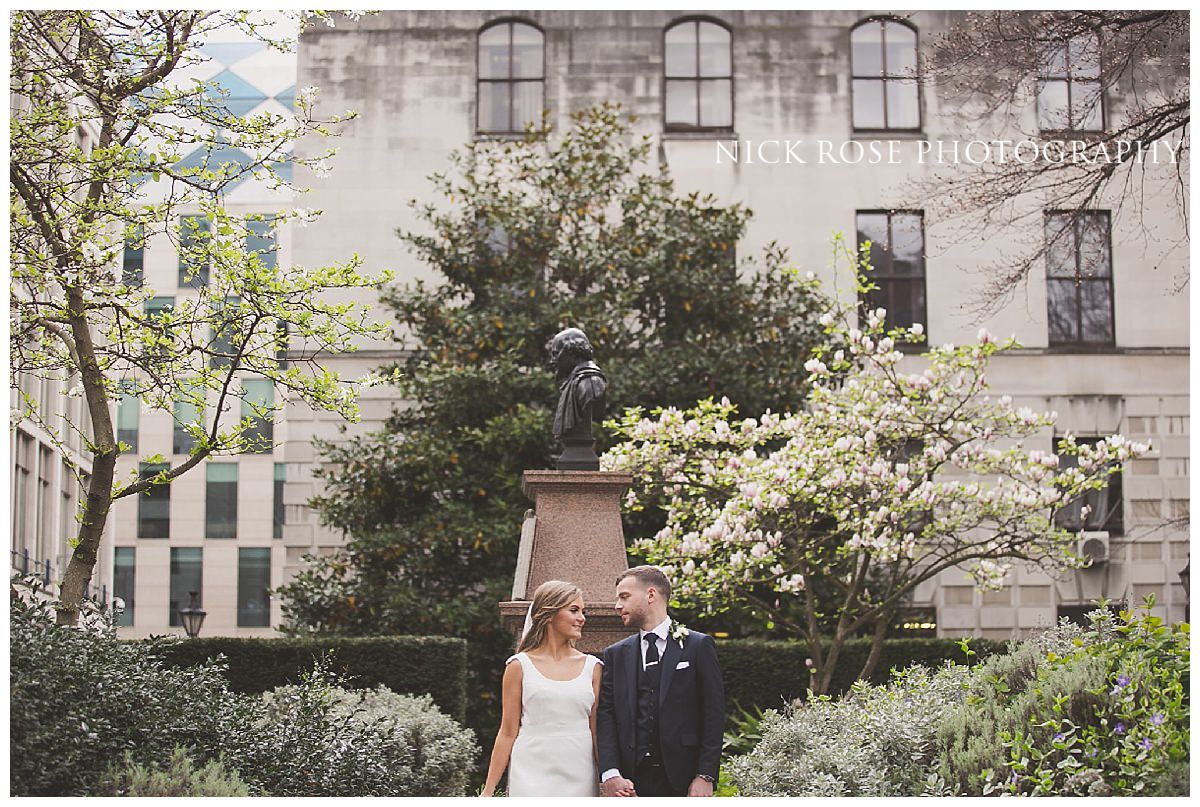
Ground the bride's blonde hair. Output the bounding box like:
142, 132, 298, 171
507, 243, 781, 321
516, 580, 584, 654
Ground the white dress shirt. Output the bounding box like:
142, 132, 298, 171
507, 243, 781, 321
601, 616, 672, 783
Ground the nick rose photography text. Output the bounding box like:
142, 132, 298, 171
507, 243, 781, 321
714, 138, 1182, 166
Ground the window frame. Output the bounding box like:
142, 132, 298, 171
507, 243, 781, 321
1054, 435, 1125, 536
662, 15, 735, 134
1044, 210, 1116, 349
855, 208, 928, 334
475, 18, 547, 136
849, 17, 923, 134
1037, 33, 1106, 135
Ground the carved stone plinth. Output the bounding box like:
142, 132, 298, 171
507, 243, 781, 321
500, 470, 637, 653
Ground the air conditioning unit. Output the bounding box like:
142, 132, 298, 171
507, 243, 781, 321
1078, 531, 1110, 565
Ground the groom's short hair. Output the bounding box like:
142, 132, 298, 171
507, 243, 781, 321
616, 565, 671, 601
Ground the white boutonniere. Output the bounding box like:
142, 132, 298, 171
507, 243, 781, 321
670, 621, 690, 646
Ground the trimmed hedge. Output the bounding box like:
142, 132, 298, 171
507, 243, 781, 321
717, 637, 1008, 714
153, 636, 467, 722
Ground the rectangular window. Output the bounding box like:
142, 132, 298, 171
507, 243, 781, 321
1055, 436, 1125, 535
179, 214, 211, 287
246, 216, 278, 270
117, 382, 138, 453
209, 297, 241, 369
114, 547, 135, 627
137, 462, 170, 539
237, 547, 271, 627
1037, 35, 1104, 133
173, 386, 203, 455
241, 378, 274, 454
122, 224, 144, 287
856, 210, 927, 332
205, 463, 238, 539
1046, 211, 1114, 347
273, 462, 286, 539
168, 547, 202, 627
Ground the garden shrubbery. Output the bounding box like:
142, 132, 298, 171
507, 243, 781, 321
9, 592, 478, 796
728, 603, 1189, 797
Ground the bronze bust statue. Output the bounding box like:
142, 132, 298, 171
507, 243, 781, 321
550, 327, 607, 471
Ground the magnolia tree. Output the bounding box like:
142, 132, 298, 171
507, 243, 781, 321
10, 10, 388, 624
604, 237, 1148, 694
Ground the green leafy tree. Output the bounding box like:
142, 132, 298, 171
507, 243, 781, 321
10, 10, 388, 624
277, 103, 830, 739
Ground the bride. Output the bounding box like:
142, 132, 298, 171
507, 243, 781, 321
481, 580, 602, 797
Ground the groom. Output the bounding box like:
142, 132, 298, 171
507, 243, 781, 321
596, 566, 725, 797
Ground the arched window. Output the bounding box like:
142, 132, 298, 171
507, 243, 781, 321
1037, 34, 1104, 133
477, 20, 544, 134
850, 18, 920, 131
664, 18, 733, 131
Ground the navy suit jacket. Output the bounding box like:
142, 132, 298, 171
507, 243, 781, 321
596, 627, 725, 792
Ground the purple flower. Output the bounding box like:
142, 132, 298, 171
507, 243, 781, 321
1151, 713, 1165, 727
1114, 722, 1126, 735
1054, 733, 1066, 742
1085, 749, 1097, 758
1140, 738, 1154, 751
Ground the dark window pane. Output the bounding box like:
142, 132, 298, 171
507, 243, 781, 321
117, 384, 138, 453
856, 212, 890, 273
665, 79, 699, 127
1037, 79, 1071, 131
173, 390, 203, 455
206, 463, 237, 539
137, 462, 170, 539
238, 547, 271, 627
699, 79, 732, 128
697, 22, 731, 77
883, 23, 917, 76
1055, 437, 1123, 534
1045, 214, 1077, 277
512, 81, 543, 130
169, 547, 202, 627
122, 225, 144, 287
851, 22, 883, 77
274, 463, 286, 539
246, 217, 277, 270
478, 81, 510, 132
478, 24, 509, 79
114, 547, 135, 627
852, 79, 885, 129
886, 79, 920, 128
242, 378, 274, 453
179, 215, 211, 287
1046, 279, 1080, 344
890, 214, 924, 275
1079, 281, 1114, 343
511, 24, 543, 79
1078, 214, 1111, 278
210, 297, 241, 369
665, 21, 698, 76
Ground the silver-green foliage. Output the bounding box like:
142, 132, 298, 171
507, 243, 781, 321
96, 746, 250, 796
728, 661, 973, 796
261, 683, 479, 796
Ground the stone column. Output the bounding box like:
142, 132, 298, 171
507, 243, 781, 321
500, 470, 635, 653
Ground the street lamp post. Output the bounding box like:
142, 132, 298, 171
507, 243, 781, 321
178, 590, 206, 638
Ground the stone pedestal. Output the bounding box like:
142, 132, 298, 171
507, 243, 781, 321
500, 470, 636, 653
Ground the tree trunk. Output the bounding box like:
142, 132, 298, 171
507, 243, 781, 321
855, 605, 895, 684
55, 286, 117, 625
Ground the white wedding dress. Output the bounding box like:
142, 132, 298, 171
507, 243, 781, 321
506, 652, 601, 797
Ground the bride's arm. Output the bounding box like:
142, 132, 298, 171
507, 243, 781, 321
589, 658, 603, 764
480, 659, 523, 797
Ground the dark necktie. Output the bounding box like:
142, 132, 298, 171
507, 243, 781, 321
644, 632, 660, 669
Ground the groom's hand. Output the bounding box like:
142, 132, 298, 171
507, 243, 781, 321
601, 776, 637, 797
687, 776, 714, 797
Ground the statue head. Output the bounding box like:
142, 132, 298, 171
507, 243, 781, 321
549, 327, 594, 383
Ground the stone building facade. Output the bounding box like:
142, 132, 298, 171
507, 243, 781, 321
88, 10, 1188, 637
